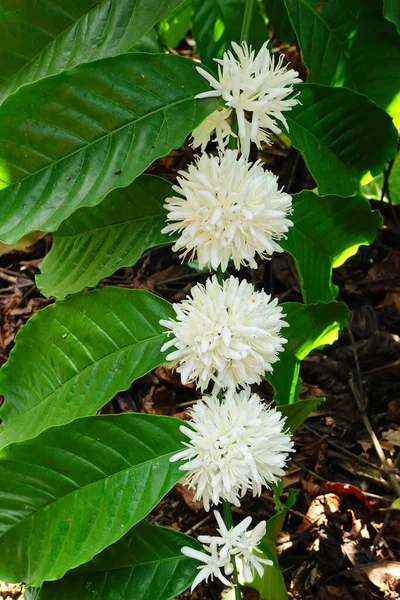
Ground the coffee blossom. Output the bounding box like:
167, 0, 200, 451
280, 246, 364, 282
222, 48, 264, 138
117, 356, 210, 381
191, 107, 235, 152
183, 511, 272, 590
160, 276, 288, 391
170, 389, 294, 510
196, 41, 301, 156
162, 150, 293, 271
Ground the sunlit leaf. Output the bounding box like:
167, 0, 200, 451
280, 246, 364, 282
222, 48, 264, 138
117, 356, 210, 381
0, 287, 173, 448
0, 413, 184, 586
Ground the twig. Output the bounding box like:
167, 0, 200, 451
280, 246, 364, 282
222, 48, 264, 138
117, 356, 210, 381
347, 326, 400, 497
303, 423, 386, 475
184, 514, 212, 536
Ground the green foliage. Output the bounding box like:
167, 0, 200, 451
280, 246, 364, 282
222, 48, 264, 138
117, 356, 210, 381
285, 0, 400, 124
243, 490, 297, 599
193, 0, 267, 68
263, 0, 297, 43
285, 84, 398, 197
280, 397, 326, 433
383, 0, 400, 34
363, 153, 400, 205
37, 175, 176, 299
0, 413, 184, 586
25, 521, 201, 600
0, 287, 173, 448
281, 190, 383, 303
0, 0, 185, 104
266, 302, 349, 405
0, 52, 221, 245
158, 0, 193, 47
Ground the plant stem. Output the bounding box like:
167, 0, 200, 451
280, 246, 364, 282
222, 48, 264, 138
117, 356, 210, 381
223, 500, 242, 599
240, 0, 256, 44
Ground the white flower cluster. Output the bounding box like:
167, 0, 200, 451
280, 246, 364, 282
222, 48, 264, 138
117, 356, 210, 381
158, 39, 300, 592
171, 389, 294, 510
195, 41, 301, 158
182, 511, 273, 589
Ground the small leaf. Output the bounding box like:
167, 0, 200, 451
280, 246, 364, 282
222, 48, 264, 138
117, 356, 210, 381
280, 397, 325, 433
0, 287, 174, 448
37, 175, 177, 299
391, 498, 400, 510
281, 190, 383, 303
193, 0, 267, 68
267, 302, 349, 405
25, 520, 200, 600
286, 84, 398, 197
285, 0, 400, 124
0, 413, 184, 586
0, 0, 186, 103
158, 0, 193, 48
363, 153, 400, 206
0, 52, 221, 244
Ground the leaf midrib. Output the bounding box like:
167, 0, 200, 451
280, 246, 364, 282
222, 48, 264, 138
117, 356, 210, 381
60, 211, 167, 237
79, 552, 191, 576
1, 331, 167, 427
0, 0, 109, 98
290, 0, 357, 86
0, 446, 178, 541
2, 90, 195, 194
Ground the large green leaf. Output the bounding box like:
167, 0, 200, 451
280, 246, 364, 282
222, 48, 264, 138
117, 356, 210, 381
383, 0, 400, 34
284, 0, 400, 123
0, 287, 174, 448
0, 0, 185, 104
267, 302, 349, 405
281, 190, 383, 303
0, 413, 184, 586
0, 52, 221, 245
193, 0, 267, 68
26, 520, 200, 600
285, 84, 398, 197
36, 175, 176, 299
158, 0, 193, 48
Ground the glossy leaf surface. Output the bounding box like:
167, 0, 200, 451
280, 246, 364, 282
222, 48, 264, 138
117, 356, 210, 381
0, 52, 221, 244
281, 190, 382, 303
267, 302, 349, 405
37, 175, 176, 299
285, 0, 400, 122
286, 84, 398, 197
25, 521, 200, 600
0, 287, 173, 448
0, 0, 185, 103
0, 413, 184, 586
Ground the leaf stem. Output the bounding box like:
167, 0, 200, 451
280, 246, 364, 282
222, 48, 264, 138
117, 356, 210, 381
223, 500, 242, 599
240, 0, 256, 45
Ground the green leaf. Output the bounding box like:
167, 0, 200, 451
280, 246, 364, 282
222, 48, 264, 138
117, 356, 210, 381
158, 0, 193, 48
0, 287, 174, 448
391, 498, 400, 510
383, 0, 400, 34
263, 0, 297, 44
284, 0, 400, 124
25, 520, 200, 600
363, 153, 400, 206
0, 52, 221, 245
281, 190, 383, 303
130, 28, 163, 53
267, 301, 349, 405
0, 0, 185, 104
193, 0, 267, 68
286, 84, 399, 197
36, 175, 176, 299
0, 413, 184, 586
280, 397, 325, 433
